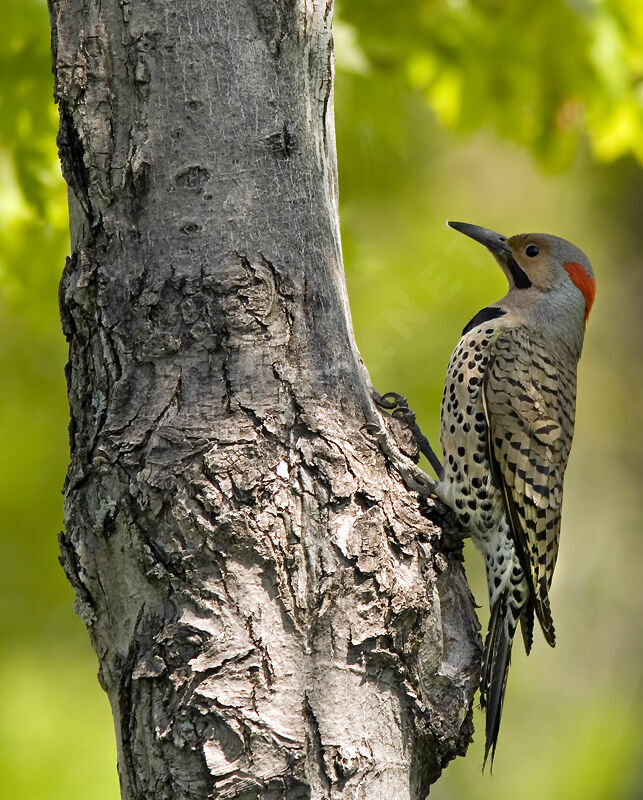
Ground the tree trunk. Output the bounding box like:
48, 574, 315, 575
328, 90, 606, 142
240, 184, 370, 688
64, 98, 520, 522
49, 1, 480, 797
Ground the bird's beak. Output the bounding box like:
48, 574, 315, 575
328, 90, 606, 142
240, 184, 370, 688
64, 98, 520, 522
447, 221, 511, 259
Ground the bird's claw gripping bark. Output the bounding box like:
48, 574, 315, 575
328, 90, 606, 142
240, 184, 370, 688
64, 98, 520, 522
372, 391, 406, 412
373, 391, 444, 481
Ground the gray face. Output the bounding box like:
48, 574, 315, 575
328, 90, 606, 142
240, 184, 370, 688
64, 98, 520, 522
507, 232, 595, 291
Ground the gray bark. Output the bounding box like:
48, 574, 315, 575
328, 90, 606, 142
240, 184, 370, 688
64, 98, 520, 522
49, 1, 480, 798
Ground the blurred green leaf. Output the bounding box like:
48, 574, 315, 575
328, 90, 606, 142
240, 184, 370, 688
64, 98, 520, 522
1, 0, 58, 215
337, 0, 643, 168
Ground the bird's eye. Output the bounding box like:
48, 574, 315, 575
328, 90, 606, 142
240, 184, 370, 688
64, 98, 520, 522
525, 244, 540, 257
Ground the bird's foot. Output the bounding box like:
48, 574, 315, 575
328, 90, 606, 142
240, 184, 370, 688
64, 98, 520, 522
373, 391, 444, 481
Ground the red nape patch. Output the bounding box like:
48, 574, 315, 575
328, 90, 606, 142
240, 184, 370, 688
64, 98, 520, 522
564, 261, 596, 323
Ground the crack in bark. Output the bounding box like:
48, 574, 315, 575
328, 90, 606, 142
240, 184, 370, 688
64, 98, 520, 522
58, 531, 96, 625
57, 105, 93, 217
118, 604, 147, 800
303, 694, 332, 798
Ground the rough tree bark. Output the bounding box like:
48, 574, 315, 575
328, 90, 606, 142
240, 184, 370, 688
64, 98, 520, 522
49, 1, 480, 798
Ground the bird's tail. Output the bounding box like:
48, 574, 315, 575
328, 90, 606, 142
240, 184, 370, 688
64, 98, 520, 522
480, 590, 518, 768
519, 595, 534, 655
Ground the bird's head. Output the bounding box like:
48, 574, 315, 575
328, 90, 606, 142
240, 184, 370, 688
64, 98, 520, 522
448, 221, 596, 355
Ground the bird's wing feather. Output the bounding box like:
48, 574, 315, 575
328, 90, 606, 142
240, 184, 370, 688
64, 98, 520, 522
483, 328, 576, 646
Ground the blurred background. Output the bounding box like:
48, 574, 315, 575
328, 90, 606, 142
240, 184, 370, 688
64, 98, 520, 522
1, 0, 641, 797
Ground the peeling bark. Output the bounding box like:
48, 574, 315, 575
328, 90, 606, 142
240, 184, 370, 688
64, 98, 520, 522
49, 1, 481, 798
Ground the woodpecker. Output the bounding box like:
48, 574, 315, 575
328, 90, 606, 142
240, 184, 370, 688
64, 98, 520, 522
435, 221, 596, 765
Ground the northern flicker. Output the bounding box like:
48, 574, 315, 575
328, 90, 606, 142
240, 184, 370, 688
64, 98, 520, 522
434, 221, 596, 764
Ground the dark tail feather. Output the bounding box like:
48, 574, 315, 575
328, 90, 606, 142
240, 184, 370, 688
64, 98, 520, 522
534, 578, 556, 647
520, 596, 534, 655
481, 593, 515, 769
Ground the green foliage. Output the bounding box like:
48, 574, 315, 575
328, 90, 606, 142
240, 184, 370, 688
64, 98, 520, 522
1, 1, 642, 798
337, 0, 643, 168
1, 0, 59, 216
